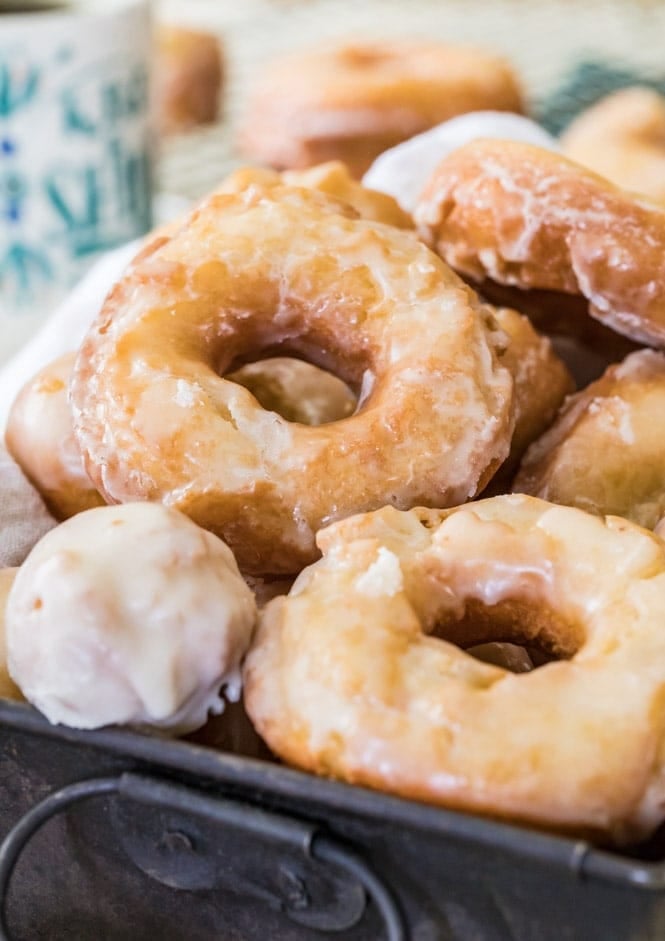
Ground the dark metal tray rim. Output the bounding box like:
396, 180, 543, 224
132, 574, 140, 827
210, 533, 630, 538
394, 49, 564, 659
0, 699, 660, 893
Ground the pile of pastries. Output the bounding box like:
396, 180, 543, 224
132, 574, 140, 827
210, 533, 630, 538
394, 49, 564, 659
5, 37, 665, 847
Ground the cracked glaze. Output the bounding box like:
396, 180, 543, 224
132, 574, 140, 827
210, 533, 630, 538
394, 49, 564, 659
515, 349, 665, 528
70, 183, 514, 574
415, 139, 665, 347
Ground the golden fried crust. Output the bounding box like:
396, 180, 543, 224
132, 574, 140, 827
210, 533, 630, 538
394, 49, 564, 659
154, 26, 223, 135
493, 308, 573, 472
514, 350, 665, 529
244, 496, 665, 843
217, 162, 412, 229
0, 569, 22, 702
562, 87, 665, 206
415, 139, 665, 347
70, 184, 513, 575
5, 353, 104, 520
238, 41, 524, 178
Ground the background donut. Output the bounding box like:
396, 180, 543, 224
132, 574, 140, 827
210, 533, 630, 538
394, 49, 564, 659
238, 39, 524, 177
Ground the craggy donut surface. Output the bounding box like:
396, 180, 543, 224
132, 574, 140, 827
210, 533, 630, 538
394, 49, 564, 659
239, 41, 524, 178
514, 350, 665, 528
6, 353, 104, 520
491, 307, 572, 476
415, 139, 665, 346
70, 184, 513, 575
218, 162, 413, 229
245, 495, 665, 842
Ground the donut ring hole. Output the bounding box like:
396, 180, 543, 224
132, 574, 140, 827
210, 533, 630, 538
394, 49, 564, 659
72, 185, 515, 575
207, 310, 376, 424
213, 320, 372, 395
411, 526, 586, 672
440, 598, 583, 673
227, 357, 357, 426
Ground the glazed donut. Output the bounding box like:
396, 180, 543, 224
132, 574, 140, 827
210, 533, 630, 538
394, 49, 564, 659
70, 183, 514, 575
0, 569, 22, 702
244, 494, 665, 842
7, 503, 256, 731
217, 161, 412, 229
415, 139, 665, 347
238, 40, 524, 178
6, 352, 104, 520
561, 87, 665, 206
364, 111, 557, 213
154, 25, 224, 135
514, 350, 665, 529
491, 307, 573, 478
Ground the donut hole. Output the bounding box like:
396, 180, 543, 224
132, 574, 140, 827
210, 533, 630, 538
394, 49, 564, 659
431, 597, 583, 673
227, 357, 357, 426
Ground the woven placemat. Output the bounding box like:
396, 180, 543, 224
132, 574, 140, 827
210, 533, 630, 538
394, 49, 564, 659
156, 0, 665, 198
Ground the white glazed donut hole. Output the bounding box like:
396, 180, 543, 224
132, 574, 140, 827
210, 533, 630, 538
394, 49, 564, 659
6, 503, 257, 733
363, 111, 558, 213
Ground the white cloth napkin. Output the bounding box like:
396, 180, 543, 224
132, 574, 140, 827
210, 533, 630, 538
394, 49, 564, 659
0, 446, 56, 566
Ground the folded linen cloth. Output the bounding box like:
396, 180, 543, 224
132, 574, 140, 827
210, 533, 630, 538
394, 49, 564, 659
0, 446, 56, 566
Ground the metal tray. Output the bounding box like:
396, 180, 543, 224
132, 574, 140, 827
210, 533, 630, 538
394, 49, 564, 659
0, 700, 664, 940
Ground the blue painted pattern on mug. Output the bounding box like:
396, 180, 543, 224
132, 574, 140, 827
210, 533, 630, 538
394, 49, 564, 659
45, 62, 151, 260
0, 60, 39, 117
0, 37, 152, 315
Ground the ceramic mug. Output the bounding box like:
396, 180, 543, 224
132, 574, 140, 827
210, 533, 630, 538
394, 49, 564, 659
0, 0, 152, 361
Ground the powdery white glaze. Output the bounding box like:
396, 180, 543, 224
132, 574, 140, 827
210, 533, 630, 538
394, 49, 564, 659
364, 112, 557, 212
6, 503, 256, 732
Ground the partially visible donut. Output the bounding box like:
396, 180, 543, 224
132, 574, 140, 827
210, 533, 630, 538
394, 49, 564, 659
154, 25, 224, 135
70, 183, 514, 575
513, 349, 665, 529
0, 569, 22, 702
561, 87, 665, 206
244, 495, 665, 843
6, 353, 104, 520
238, 40, 524, 178
415, 139, 665, 347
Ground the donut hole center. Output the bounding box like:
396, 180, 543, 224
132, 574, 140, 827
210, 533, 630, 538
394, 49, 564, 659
431, 598, 583, 674
226, 357, 358, 426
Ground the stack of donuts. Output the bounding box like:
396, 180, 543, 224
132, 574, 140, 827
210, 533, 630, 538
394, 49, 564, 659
5, 37, 665, 848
